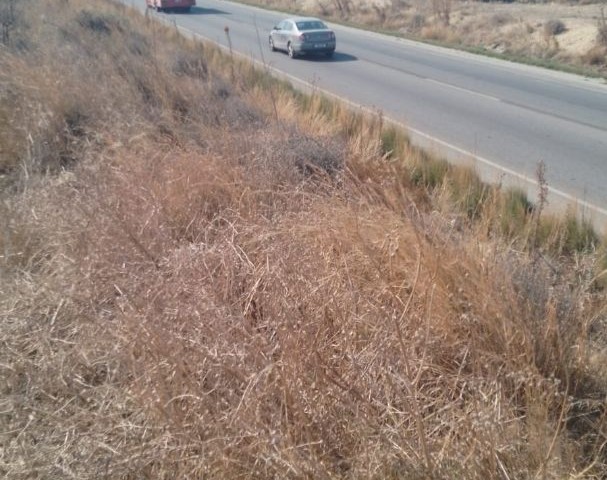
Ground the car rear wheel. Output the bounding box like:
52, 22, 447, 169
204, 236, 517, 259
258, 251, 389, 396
287, 43, 296, 59
269, 37, 276, 52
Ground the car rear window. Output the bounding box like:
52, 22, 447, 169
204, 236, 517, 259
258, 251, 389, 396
296, 21, 327, 31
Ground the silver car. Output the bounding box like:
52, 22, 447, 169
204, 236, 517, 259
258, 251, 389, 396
269, 17, 336, 59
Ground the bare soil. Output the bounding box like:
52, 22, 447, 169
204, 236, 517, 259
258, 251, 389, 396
254, 0, 607, 73
442, 1, 605, 57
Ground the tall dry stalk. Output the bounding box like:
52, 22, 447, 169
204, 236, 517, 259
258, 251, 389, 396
432, 0, 451, 26
1, 1, 606, 479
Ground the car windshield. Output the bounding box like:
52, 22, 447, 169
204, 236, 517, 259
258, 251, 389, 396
296, 21, 327, 31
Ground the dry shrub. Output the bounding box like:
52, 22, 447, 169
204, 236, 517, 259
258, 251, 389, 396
598, 18, 607, 47
66, 143, 607, 477
409, 12, 426, 31
490, 12, 514, 27
2, 0, 607, 479
543, 18, 567, 37
0, 5, 148, 178
0, 0, 24, 47
0, 84, 24, 174
432, 0, 452, 26
172, 49, 209, 80
420, 24, 456, 42
598, 24, 607, 47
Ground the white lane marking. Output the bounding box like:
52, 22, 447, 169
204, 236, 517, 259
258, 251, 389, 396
168, 21, 607, 221
424, 78, 501, 102
405, 126, 607, 218
329, 21, 607, 95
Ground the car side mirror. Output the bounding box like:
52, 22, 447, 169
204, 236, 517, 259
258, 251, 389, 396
273, 26, 279, 30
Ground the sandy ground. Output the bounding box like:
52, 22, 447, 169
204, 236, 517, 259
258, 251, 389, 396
450, 1, 605, 55
293, 0, 607, 68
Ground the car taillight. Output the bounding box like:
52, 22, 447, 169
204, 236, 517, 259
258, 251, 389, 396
299, 33, 307, 41
329, 32, 335, 40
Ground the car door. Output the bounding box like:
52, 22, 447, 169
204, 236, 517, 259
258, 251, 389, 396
273, 21, 286, 49
281, 20, 293, 49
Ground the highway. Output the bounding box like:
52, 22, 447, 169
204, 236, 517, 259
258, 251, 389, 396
126, 0, 607, 229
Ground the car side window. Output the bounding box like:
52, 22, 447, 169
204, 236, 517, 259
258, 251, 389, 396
286, 21, 294, 31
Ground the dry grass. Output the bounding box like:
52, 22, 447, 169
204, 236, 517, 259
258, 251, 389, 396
1, 0, 607, 479
236, 0, 607, 74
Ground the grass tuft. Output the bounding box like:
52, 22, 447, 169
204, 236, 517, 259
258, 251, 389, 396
410, 153, 450, 189
543, 18, 567, 37
1, 1, 606, 478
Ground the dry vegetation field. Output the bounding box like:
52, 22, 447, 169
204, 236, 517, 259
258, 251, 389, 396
2, 0, 607, 478
240, 0, 607, 75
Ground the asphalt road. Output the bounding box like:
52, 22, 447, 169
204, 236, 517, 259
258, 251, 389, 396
126, 0, 607, 228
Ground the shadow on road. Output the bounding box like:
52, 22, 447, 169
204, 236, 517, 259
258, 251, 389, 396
169, 7, 230, 15
304, 52, 358, 63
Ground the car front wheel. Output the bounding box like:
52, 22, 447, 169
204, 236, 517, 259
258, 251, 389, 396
269, 37, 276, 52
287, 43, 295, 58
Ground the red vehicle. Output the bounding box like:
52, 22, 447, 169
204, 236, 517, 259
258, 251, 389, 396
146, 0, 195, 13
